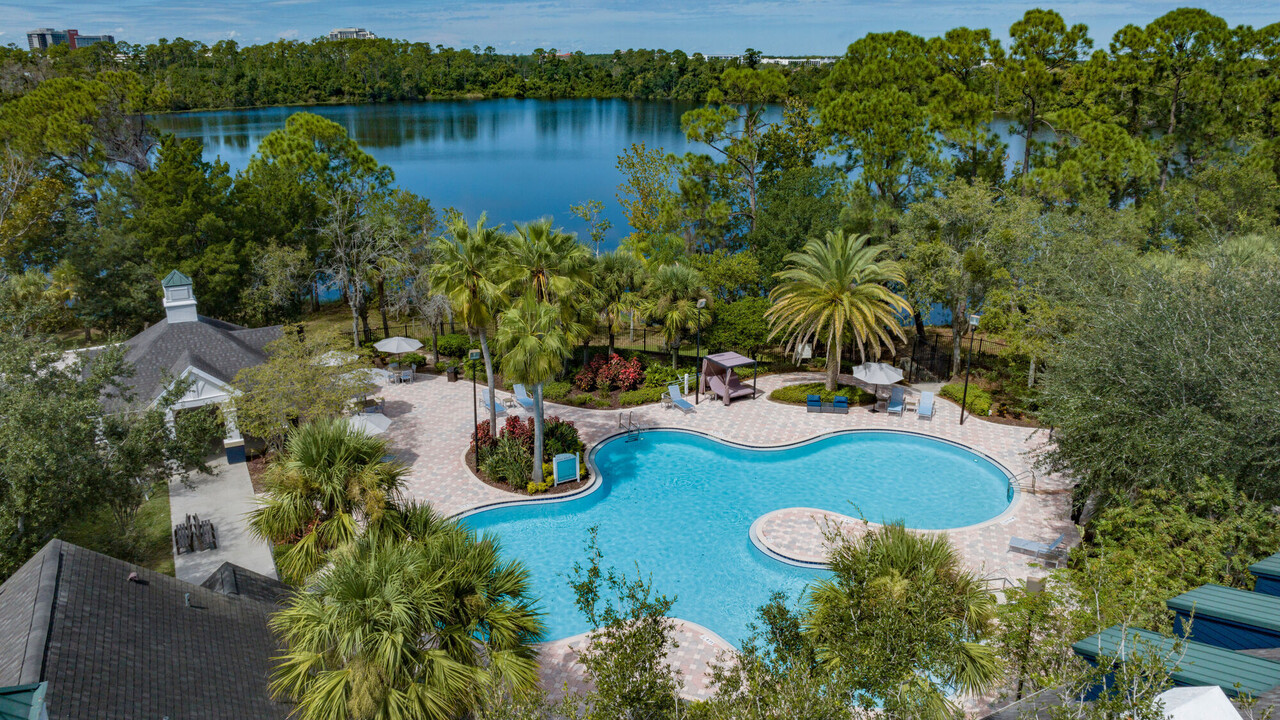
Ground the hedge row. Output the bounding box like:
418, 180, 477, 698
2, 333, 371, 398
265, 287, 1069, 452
940, 383, 992, 416
769, 382, 875, 405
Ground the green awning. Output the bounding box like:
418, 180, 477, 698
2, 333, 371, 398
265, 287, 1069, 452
1251, 550, 1280, 579
1072, 626, 1280, 697
0, 683, 46, 720
1167, 584, 1280, 632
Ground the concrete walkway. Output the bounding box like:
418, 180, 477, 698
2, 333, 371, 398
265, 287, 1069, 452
169, 456, 278, 584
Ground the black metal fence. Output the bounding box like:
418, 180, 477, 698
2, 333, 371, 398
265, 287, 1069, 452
899, 331, 1009, 383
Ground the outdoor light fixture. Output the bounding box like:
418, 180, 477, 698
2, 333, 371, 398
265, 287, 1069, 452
695, 299, 707, 404
960, 314, 982, 425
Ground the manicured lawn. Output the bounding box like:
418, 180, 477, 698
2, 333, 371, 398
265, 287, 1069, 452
58, 482, 176, 576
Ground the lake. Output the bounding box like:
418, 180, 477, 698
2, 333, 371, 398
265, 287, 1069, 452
151, 99, 1039, 248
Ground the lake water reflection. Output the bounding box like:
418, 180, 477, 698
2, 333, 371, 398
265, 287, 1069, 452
152, 98, 1039, 246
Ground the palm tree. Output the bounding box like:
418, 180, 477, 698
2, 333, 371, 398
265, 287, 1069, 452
431, 214, 509, 430
766, 231, 911, 391
247, 418, 406, 583
803, 523, 1000, 719
597, 250, 646, 356
495, 294, 574, 484
502, 217, 594, 305
643, 264, 712, 369
270, 503, 545, 720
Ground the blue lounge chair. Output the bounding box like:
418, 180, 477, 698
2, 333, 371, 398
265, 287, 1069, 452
917, 391, 935, 420
832, 395, 849, 414
887, 386, 905, 415
806, 394, 822, 413
512, 383, 536, 411
667, 385, 694, 413
480, 388, 507, 417
1009, 533, 1068, 565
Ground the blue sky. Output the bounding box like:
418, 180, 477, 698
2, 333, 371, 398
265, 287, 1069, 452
3, 1, 1277, 55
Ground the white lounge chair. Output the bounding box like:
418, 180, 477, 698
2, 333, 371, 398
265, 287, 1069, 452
513, 383, 536, 411
480, 388, 507, 417
667, 384, 694, 413
917, 391, 935, 420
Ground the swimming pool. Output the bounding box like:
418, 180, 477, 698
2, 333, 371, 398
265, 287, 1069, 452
461, 429, 1013, 645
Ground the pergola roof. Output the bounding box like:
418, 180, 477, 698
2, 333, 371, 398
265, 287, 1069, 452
703, 351, 755, 369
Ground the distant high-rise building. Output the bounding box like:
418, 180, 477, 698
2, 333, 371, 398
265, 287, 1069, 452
27, 28, 116, 51
328, 27, 377, 40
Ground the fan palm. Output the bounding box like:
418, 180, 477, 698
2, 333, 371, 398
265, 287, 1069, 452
766, 230, 911, 391
502, 217, 594, 305
247, 417, 406, 584
495, 294, 575, 484
803, 523, 1000, 719
597, 250, 647, 356
270, 503, 545, 720
643, 264, 712, 369
431, 214, 510, 430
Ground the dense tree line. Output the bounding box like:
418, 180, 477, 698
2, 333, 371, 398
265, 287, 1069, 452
0, 39, 826, 109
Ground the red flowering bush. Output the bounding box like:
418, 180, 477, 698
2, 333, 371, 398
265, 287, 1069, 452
574, 353, 644, 393
503, 416, 535, 453
573, 354, 609, 392
473, 419, 497, 452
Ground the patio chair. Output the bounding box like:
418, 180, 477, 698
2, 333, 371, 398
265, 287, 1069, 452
513, 383, 537, 411
667, 384, 694, 414
806, 394, 822, 413
832, 395, 849, 414
400, 369, 412, 384
887, 386, 905, 415
481, 388, 507, 417
1009, 533, 1068, 565
917, 391, 935, 420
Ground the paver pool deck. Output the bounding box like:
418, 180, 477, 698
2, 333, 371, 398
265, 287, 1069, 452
376, 370, 1076, 703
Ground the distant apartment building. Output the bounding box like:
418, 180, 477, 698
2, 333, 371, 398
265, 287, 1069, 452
328, 27, 377, 40
26, 28, 116, 51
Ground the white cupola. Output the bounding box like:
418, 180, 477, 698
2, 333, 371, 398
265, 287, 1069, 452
161, 270, 198, 324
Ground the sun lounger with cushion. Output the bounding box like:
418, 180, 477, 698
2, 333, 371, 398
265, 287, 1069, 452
807, 394, 822, 413
513, 383, 536, 410
917, 391, 934, 419
887, 386, 905, 415
480, 388, 507, 417
667, 385, 694, 413
1009, 533, 1068, 564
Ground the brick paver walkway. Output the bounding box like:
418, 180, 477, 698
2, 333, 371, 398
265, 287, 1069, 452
376, 370, 1076, 703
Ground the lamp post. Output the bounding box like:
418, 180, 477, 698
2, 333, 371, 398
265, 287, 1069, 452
959, 314, 981, 425
695, 298, 706, 405
469, 348, 481, 463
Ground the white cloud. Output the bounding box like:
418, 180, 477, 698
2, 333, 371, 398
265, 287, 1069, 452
277, 28, 299, 40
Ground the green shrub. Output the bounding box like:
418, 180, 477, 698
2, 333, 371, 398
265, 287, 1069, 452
479, 435, 532, 488
437, 333, 475, 358
643, 363, 682, 389
434, 361, 451, 374
940, 383, 992, 416
769, 382, 874, 405
544, 418, 585, 458
620, 386, 666, 406
589, 395, 613, 408
398, 352, 426, 367
543, 381, 572, 402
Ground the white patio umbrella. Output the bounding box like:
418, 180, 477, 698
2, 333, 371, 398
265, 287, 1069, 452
346, 367, 393, 385
347, 412, 392, 436
851, 361, 904, 386
374, 336, 423, 354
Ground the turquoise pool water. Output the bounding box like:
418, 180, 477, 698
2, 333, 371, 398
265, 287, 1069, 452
461, 430, 1012, 645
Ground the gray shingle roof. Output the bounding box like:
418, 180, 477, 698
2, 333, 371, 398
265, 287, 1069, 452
0, 540, 292, 720
98, 316, 281, 408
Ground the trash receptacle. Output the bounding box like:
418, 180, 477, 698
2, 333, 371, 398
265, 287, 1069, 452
446, 366, 459, 382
